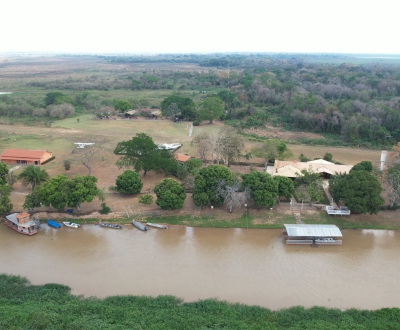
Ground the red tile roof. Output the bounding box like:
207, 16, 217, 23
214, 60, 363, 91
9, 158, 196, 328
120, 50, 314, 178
1, 149, 49, 160
174, 154, 192, 162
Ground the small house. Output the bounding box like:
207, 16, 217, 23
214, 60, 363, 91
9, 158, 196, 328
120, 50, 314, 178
174, 154, 192, 164
1, 149, 53, 165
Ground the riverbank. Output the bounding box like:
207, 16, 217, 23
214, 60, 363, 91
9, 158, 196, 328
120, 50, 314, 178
24, 205, 400, 230
1, 274, 399, 329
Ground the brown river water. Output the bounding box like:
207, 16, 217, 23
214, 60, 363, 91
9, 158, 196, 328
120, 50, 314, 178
1, 223, 399, 310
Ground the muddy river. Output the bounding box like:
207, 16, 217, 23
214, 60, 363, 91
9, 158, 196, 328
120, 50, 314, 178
0, 224, 399, 310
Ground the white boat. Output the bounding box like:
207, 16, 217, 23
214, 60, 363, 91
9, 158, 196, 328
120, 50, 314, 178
147, 222, 168, 229
63, 221, 80, 229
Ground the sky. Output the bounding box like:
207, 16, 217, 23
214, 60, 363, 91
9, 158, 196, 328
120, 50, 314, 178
1, 0, 399, 54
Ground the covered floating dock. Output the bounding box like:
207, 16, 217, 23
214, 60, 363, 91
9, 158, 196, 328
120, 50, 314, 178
283, 224, 342, 245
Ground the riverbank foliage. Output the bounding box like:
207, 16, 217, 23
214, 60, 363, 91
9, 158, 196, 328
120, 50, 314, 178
0, 274, 399, 329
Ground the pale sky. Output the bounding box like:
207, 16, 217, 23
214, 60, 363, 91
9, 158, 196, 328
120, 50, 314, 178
1, 0, 398, 54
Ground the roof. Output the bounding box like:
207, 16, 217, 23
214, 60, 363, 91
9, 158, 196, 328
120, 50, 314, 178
6, 213, 35, 228
284, 224, 342, 237
174, 154, 192, 162
1, 149, 50, 160
273, 159, 353, 178
125, 110, 137, 115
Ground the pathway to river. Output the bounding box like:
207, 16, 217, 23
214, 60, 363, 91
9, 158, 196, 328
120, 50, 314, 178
0, 224, 399, 310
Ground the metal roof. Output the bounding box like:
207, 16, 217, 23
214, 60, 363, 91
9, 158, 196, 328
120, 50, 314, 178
284, 224, 342, 237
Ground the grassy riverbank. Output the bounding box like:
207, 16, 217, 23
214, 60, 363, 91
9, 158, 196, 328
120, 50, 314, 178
34, 210, 400, 231
0, 274, 399, 329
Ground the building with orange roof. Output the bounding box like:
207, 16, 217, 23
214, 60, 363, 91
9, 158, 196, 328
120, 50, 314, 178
174, 153, 192, 163
0, 149, 53, 165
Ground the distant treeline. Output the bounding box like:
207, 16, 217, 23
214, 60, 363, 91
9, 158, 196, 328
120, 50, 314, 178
0, 274, 399, 329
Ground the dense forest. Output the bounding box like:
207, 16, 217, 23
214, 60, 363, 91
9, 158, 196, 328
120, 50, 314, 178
1, 274, 399, 329
1, 53, 400, 147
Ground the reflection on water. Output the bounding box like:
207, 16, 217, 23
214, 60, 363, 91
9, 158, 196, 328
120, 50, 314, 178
0, 224, 399, 310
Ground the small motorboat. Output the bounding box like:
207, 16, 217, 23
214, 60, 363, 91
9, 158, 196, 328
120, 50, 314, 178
147, 222, 168, 229
63, 221, 80, 229
47, 220, 62, 228
132, 221, 148, 231
99, 222, 123, 229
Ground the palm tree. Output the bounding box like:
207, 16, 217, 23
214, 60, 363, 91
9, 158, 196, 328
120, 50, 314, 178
17, 165, 50, 191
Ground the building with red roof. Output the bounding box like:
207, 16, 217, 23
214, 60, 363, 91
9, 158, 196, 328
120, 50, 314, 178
0, 149, 53, 165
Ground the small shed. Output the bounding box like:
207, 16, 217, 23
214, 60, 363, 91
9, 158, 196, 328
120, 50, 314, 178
1, 149, 53, 165
174, 154, 192, 163
124, 110, 138, 118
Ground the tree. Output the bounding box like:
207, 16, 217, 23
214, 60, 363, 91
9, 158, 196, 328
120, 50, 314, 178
385, 164, 400, 208
295, 169, 324, 206
273, 176, 295, 204
331, 170, 384, 214
115, 170, 143, 194
0, 162, 9, 185
113, 100, 131, 112
23, 186, 42, 211
193, 165, 233, 207
323, 152, 333, 162
39, 175, 99, 211
17, 165, 49, 191
79, 145, 100, 175
219, 126, 244, 167
242, 171, 278, 207
350, 161, 373, 173
0, 184, 12, 215
154, 178, 186, 210
161, 95, 197, 120
252, 139, 293, 163
216, 180, 250, 213
164, 103, 180, 119
199, 97, 224, 124
114, 133, 175, 176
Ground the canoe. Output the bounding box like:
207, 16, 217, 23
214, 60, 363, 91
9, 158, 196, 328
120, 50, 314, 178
99, 222, 123, 229
47, 220, 62, 228
147, 222, 168, 229
63, 221, 80, 228
132, 221, 148, 231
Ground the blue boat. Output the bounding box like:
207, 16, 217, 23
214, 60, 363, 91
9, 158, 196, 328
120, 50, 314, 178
47, 219, 62, 228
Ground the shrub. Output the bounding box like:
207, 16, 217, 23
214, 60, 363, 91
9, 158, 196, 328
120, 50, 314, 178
63, 160, 71, 170
99, 203, 111, 214
139, 194, 153, 204
115, 170, 143, 194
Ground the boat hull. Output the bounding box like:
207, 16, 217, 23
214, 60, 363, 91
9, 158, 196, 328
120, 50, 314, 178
132, 221, 148, 231
99, 223, 123, 229
47, 220, 62, 228
5, 220, 37, 235
63, 222, 80, 228
147, 222, 167, 229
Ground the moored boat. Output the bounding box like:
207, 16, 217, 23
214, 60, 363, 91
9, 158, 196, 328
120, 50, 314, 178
5, 212, 37, 235
47, 220, 62, 228
132, 221, 148, 231
147, 222, 167, 229
99, 222, 123, 229
63, 221, 80, 228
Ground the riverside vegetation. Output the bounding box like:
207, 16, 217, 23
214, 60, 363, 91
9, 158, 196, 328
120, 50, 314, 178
0, 274, 399, 329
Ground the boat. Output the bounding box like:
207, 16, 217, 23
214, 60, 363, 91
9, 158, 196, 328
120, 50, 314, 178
147, 222, 168, 229
63, 221, 80, 228
99, 222, 123, 229
132, 221, 148, 231
47, 220, 62, 228
5, 212, 37, 235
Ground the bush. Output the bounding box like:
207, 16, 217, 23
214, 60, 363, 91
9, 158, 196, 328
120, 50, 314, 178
99, 203, 111, 214
193, 119, 201, 126
115, 170, 143, 194
139, 194, 153, 205
63, 160, 71, 170
154, 178, 186, 210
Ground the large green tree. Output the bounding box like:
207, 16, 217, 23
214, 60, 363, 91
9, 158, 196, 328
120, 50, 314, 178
199, 97, 224, 124
38, 175, 99, 211
114, 133, 175, 176
331, 170, 384, 214
273, 175, 295, 204
0, 162, 9, 185
17, 165, 49, 191
0, 184, 12, 215
154, 178, 186, 210
113, 100, 132, 112
193, 165, 233, 207
242, 171, 278, 207
161, 95, 197, 120
115, 170, 143, 194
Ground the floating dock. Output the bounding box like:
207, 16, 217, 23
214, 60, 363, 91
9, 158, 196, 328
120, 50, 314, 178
283, 224, 342, 245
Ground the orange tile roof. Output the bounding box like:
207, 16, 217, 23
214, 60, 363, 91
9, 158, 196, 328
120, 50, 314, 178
1, 149, 50, 160
174, 154, 192, 162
